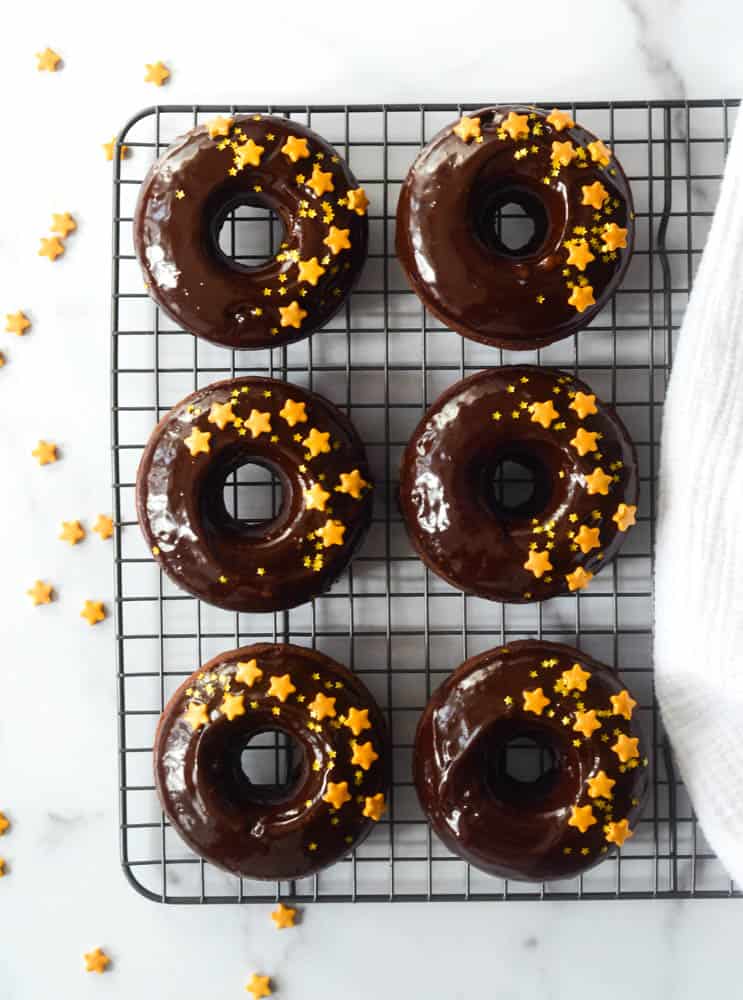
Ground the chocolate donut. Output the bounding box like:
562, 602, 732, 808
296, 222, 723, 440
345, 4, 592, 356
154, 643, 389, 880
414, 640, 648, 882
134, 113, 368, 350
399, 366, 638, 603
136, 377, 373, 612
396, 105, 634, 350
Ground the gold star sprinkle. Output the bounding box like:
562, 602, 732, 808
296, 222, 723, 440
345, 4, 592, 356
566, 566, 593, 592
281, 135, 310, 162
184, 427, 211, 456
587, 139, 612, 166
574, 524, 600, 553
587, 770, 616, 800
316, 519, 345, 548
236, 659, 263, 687
323, 226, 351, 255
271, 902, 297, 929
561, 663, 591, 692
60, 520, 85, 545
32, 440, 57, 465
235, 139, 265, 169
267, 674, 296, 702
206, 116, 233, 139
351, 741, 378, 771
80, 600, 105, 626
102, 138, 127, 161
344, 707, 371, 737
279, 300, 308, 329
51, 213, 76, 237
568, 284, 596, 313
581, 181, 609, 210
83, 948, 110, 974
307, 163, 334, 197
279, 398, 307, 426
573, 709, 602, 738
244, 409, 272, 438
207, 400, 236, 430
529, 399, 559, 428
601, 222, 628, 252
302, 428, 331, 457
245, 973, 272, 998
566, 239, 595, 271
612, 503, 636, 531
452, 116, 481, 142
610, 689, 638, 720
144, 61, 170, 86
585, 467, 612, 495
547, 108, 575, 131
323, 780, 352, 810
346, 186, 369, 215
523, 687, 551, 716
568, 804, 597, 834
39, 237, 64, 261
36, 47, 62, 71
362, 793, 386, 821
220, 691, 246, 720
92, 515, 114, 540
569, 391, 598, 420
0, 812, 8, 836
183, 701, 209, 730
501, 111, 529, 140
6, 310, 31, 335
605, 818, 633, 847
611, 734, 640, 763
297, 257, 326, 285
305, 483, 330, 511
335, 469, 368, 499
552, 140, 576, 166
523, 549, 553, 579
308, 692, 336, 720
27, 580, 54, 606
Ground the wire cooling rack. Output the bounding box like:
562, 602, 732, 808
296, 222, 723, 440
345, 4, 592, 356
111, 100, 741, 903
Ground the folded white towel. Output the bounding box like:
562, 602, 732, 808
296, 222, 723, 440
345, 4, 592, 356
655, 112, 743, 885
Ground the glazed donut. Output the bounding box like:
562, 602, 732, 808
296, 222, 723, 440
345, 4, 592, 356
134, 113, 368, 350
137, 377, 373, 612
154, 643, 389, 880
399, 366, 638, 603
396, 105, 634, 350
414, 640, 648, 882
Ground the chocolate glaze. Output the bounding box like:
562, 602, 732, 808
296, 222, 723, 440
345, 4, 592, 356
136, 377, 373, 612
396, 105, 634, 350
414, 640, 649, 882
134, 114, 368, 350
154, 643, 389, 881
399, 366, 638, 603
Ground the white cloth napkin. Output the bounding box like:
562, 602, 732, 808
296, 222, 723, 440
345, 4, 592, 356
655, 112, 743, 884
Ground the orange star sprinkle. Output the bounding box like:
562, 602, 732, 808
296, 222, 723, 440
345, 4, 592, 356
574, 524, 600, 554
307, 163, 335, 197
244, 409, 272, 438
235, 139, 265, 169
236, 659, 263, 687
0, 812, 9, 835
83, 948, 110, 974
297, 257, 326, 285
529, 399, 559, 428
279, 300, 308, 329
523, 687, 551, 716
144, 61, 170, 86
587, 139, 612, 166
221, 691, 246, 720
80, 600, 106, 626
611, 733, 640, 763
362, 793, 386, 822
32, 440, 57, 465
523, 549, 553, 579
308, 691, 336, 721
271, 902, 297, 929
323, 226, 351, 255
206, 115, 233, 139
568, 284, 596, 313
267, 674, 296, 702
347, 187, 369, 215
60, 520, 85, 545
208, 400, 236, 430
335, 469, 369, 499
279, 398, 307, 426
316, 519, 345, 548
570, 427, 599, 456
246, 973, 272, 999
27, 580, 54, 606
547, 108, 575, 132
6, 311, 31, 335
184, 701, 209, 730
302, 427, 331, 457
566, 566, 593, 592
501, 111, 529, 140
351, 740, 378, 771
601, 222, 628, 252
581, 181, 609, 210
610, 689, 638, 720
566, 240, 595, 272
281, 135, 310, 162
305, 483, 330, 511
51, 213, 76, 237
561, 663, 591, 692
102, 137, 128, 161
36, 48, 61, 71
569, 392, 597, 420
92, 515, 114, 540
552, 140, 576, 166
605, 818, 633, 847
568, 804, 597, 834
345, 707, 371, 737
453, 116, 481, 142
587, 771, 616, 800
184, 427, 211, 456
0, 858, 5, 877
39, 237, 64, 261
612, 503, 636, 531
323, 780, 352, 810
585, 467, 612, 495
573, 709, 602, 738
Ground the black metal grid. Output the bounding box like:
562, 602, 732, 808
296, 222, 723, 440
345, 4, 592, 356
111, 100, 741, 903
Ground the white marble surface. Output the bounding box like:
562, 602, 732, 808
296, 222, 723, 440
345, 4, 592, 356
2, 1, 743, 996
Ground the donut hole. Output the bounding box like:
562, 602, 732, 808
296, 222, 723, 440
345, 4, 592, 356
471, 183, 550, 259
211, 193, 286, 271
201, 450, 293, 540
482, 720, 569, 808
239, 729, 306, 805
483, 450, 553, 522
221, 460, 284, 527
